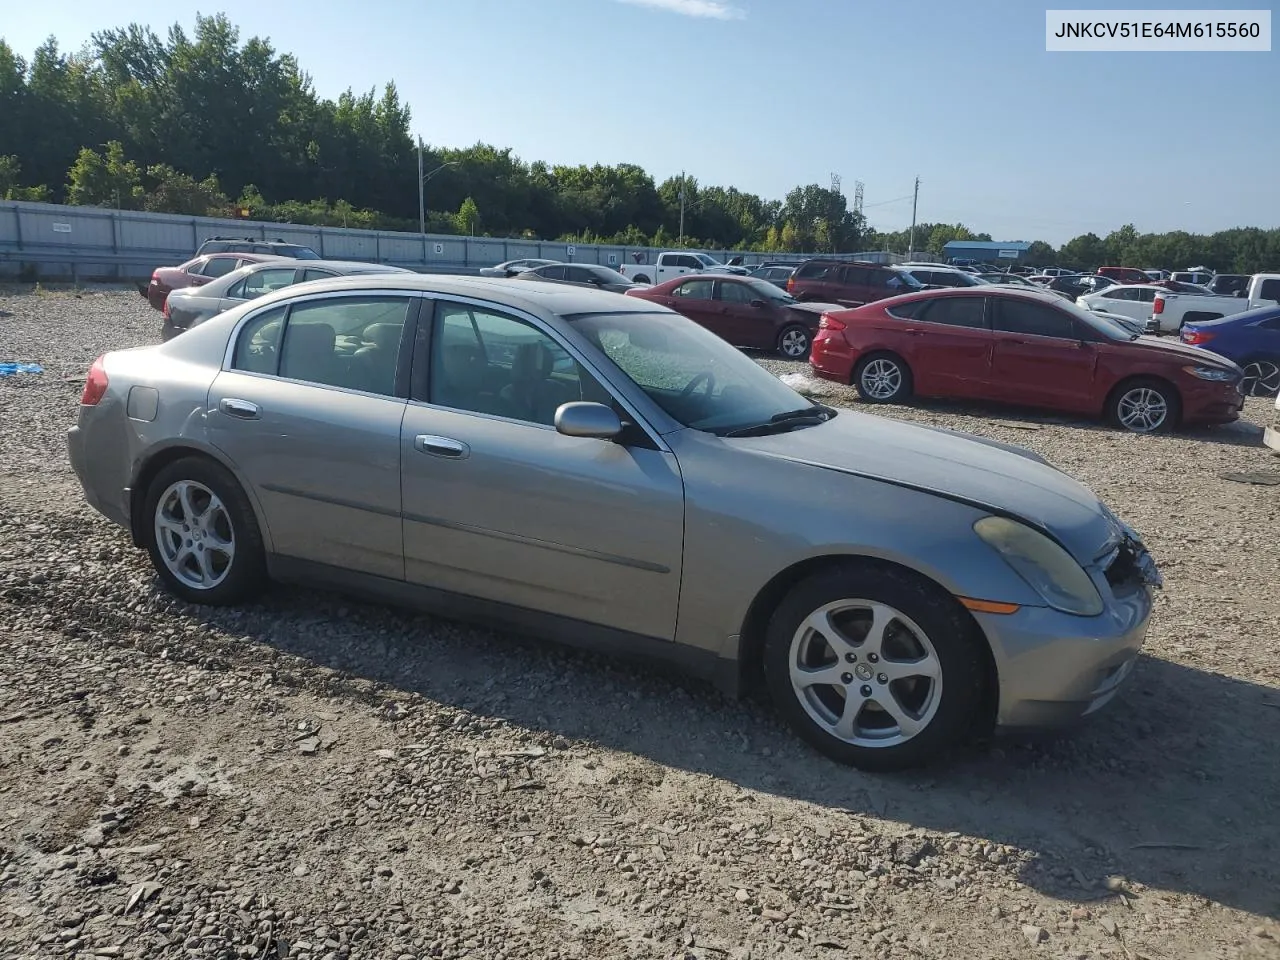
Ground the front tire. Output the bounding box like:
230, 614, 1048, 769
144, 456, 267, 605
1108, 377, 1180, 433
854, 352, 913, 403
762, 561, 988, 770
776, 324, 811, 360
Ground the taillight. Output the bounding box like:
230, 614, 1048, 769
163, 296, 171, 319
1153, 297, 1165, 315
81, 356, 108, 406
786, 276, 795, 292
1181, 329, 1215, 345
819, 314, 847, 332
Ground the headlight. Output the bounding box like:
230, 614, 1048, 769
1183, 365, 1236, 382
974, 516, 1104, 616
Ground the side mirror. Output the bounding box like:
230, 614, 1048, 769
555, 402, 623, 440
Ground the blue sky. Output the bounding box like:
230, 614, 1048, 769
4, 0, 1276, 244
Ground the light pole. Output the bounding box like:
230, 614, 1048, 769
417, 137, 460, 235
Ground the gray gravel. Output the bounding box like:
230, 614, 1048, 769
1, 286, 1279, 960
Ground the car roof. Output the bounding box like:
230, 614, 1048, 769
882, 285, 1072, 307
241, 258, 411, 273
236, 273, 668, 316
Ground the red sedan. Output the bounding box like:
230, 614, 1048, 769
137, 252, 282, 311
810, 287, 1245, 432
627, 275, 840, 358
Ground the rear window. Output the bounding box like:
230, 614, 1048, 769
1259, 279, 1280, 302
884, 299, 928, 320
795, 262, 832, 280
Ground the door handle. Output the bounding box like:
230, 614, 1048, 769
218, 398, 260, 420
414, 435, 469, 459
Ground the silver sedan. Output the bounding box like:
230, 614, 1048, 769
68, 275, 1160, 769
163, 258, 413, 338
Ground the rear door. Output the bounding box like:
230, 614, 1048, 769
666, 278, 720, 332
835, 266, 873, 307
902, 295, 995, 398
564, 265, 598, 289
988, 297, 1100, 412
1249, 277, 1280, 310
712, 280, 772, 348
219, 266, 301, 313
206, 292, 420, 579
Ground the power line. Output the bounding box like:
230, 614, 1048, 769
862, 193, 915, 208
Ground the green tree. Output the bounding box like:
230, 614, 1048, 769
455, 196, 480, 236
143, 163, 228, 215
66, 140, 143, 208
1058, 232, 1109, 271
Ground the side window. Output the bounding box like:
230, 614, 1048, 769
918, 296, 987, 329
279, 296, 412, 395
842, 267, 872, 286
1259, 279, 1280, 302
868, 270, 899, 290
566, 266, 595, 284
1105, 287, 1137, 301
673, 279, 714, 300
1137, 288, 1158, 302
231, 305, 288, 376
795, 263, 830, 280
994, 300, 1078, 339
239, 268, 299, 300
885, 299, 928, 320
302, 268, 338, 283
203, 256, 240, 279
717, 282, 755, 304
539, 265, 567, 281
251, 245, 275, 255
428, 303, 603, 426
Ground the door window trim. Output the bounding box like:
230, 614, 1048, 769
405, 292, 669, 453
221, 289, 424, 401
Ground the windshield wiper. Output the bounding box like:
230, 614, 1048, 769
722, 404, 836, 438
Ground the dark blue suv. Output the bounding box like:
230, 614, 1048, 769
1181, 305, 1280, 397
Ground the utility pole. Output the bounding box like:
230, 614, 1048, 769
678, 170, 686, 248
907, 176, 920, 257
417, 136, 426, 236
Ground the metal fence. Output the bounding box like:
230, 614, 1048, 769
0, 200, 896, 280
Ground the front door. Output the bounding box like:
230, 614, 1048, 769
218, 265, 301, 314
206, 294, 419, 580
902, 295, 995, 397
400, 299, 685, 640
988, 297, 1099, 413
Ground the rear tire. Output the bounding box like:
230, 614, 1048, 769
1241, 356, 1280, 397
776, 324, 811, 360
144, 456, 267, 606
762, 560, 988, 770
854, 352, 913, 403
1108, 377, 1180, 433
633, 274, 651, 285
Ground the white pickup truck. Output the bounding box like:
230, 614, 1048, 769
1146, 273, 1280, 334
617, 251, 746, 285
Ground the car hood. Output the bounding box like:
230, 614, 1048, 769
740, 410, 1121, 563
1125, 336, 1242, 370
785, 301, 844, 316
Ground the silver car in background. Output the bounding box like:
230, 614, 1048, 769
163, 258, 413, 338
68, 276, 1160, 770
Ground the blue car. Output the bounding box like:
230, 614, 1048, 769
1181, 305, 1280, 397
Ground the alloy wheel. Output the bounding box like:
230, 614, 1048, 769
153, 480, 236, 590
787, 599, 943, 748
860, 359, 902, 400
1242, 360, 1280, 397
1116, 387, 1169, 432
780, 328, 809, 358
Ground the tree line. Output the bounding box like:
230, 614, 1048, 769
1, 15, 1277, 271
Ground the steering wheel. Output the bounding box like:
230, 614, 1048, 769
678, 370, 717, 401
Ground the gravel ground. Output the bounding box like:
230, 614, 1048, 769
1, 286, 1279, 960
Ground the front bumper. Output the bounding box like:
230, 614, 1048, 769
977, 583, 1154, 729
1180, 376, 1245, 425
